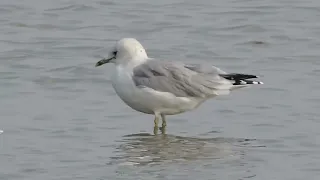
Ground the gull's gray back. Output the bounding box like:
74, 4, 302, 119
132, 60, 232, 98
184, 64, 227, 75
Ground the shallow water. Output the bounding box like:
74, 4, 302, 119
1, 0, 320, 179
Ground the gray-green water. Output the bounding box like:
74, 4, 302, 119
1, 0, 320, 179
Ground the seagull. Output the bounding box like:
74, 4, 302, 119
95, 38, 263, 133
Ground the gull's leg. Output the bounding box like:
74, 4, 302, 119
153, 125, 158, 135
159, 114, 167, 134
153, 113, 160, 135
154, 114, 160, 127
160, 125, 166, 134
161, 114, 167, 127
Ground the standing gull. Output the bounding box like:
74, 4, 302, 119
95, 38, 263, 133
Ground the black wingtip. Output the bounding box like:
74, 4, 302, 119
220, 73, 258, 80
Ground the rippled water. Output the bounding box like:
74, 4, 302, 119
1, 0, 320, 179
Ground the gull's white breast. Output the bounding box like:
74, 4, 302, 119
111, 65, 204, 115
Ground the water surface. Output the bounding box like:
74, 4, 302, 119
1, 0, 320, 179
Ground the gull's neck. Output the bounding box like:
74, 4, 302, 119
117, 56, 149, 69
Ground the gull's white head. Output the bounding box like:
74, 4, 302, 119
95, 38, 148, 67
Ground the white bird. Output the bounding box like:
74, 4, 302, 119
95, 38, 263, 133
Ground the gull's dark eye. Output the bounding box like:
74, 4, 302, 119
113, 51, 117, 56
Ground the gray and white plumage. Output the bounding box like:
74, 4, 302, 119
132, 60, 234, 98
95, 38, 263, 128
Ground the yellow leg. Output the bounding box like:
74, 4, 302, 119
161, 114, 167, 127
154, 116, 159, 127
160, 125, 166, 134
153, 115, 160, 135
153, 125, 158, 135
158, 114, 167, 134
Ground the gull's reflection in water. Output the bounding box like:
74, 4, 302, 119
110, 130, 258, 166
